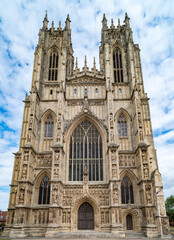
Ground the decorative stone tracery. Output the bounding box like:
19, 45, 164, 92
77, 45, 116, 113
3, 13, 171, 239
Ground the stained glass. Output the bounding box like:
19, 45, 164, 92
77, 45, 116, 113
69, 120, 103, 181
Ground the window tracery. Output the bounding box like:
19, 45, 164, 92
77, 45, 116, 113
69, 120, 103, 181
113, 47, 124, 83
44, 115, 54, 138
121, 176, 134, 204
118, 114, 127, 137
38, 176, 50, 205
48, 51, 58, 81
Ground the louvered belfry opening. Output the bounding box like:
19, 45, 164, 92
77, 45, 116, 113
48, 51, 58, 81
113, 47, 124, 83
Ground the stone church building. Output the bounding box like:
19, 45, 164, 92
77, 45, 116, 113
3, 13, 170, 238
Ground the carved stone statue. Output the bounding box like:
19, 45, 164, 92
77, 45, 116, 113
111, 150, 116, 161
52, 191, 58, 205
110, 113, 113, 128
55, 151, 60, 161
113, 183, 118, 204
138, 112, 142, 128
24, 152, 29, 161
146, 184, 152, 204
54, 168, 59, 177
19, 192, 24, 204
110, 131, 114, 142
143, 164, 149, 178
22, 165, 27, 180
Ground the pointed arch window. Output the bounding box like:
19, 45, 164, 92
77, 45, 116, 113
113, 47, 124, 83
38, 176, 50, 204
121, 176, 134, 204
118, 114, 127, 137
48, 51, 59, 81
69, 120, 103, 181
44, 115, 54, 138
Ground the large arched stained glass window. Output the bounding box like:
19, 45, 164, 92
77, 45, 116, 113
69, 120, 103, 181
113, 48, 124, 83
38, 176, 50, 204
121, 176, 134, 204
48, 51, 58, 81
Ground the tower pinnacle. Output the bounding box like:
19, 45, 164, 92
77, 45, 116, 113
124, 12, 130, 28
110, 18, 115, 29
65, 14, 71, 29
51, 21, 55, 32
82, 55, 89, 72
42, 10, 49, 30
102, 13, 108, 30
118, 18, 120, 28
75, 57, 78, 70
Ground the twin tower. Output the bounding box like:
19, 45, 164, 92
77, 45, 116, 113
3, 12, 170, 238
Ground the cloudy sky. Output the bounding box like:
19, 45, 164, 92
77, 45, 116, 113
0, 0, 174, 211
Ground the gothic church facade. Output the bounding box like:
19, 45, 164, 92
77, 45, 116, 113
3, 13, 170, 238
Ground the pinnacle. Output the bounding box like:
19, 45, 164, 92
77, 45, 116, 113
82, 55, 89, 72
44, 10, 48, 20
75, 57, 78, 69
42, 10, 49, 29
102, 13, 107, 22
58, 21, 62, 30
93, 57, 96, 69
110, 18, 115, 29
118, 18, 120, 27
84, 55, 87, 67
74, 57, 80, 73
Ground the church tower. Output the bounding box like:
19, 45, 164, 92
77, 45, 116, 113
3, 13, 170, 238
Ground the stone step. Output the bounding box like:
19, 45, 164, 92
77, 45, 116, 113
125, 231, 146, 238
54, 230, 148, 239
54, 231, 117, 239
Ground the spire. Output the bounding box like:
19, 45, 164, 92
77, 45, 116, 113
51, 21, 55, 32
124, 12, 130, 28
75, 57, 78, 70
102, 13, 108, 30
110, 18, 115, 29
93, 57, 96, 69
42, 10, 49, 30
84, 55, 87, 67
118, 18, 120, 28
74, 57, 80, 73
91, 57, 98, 74
65, 14, 71, 29
58, 21, 62, 30
82, 55, 89, 72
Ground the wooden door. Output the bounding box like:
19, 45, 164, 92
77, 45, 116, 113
78, 202, 94, 230
126, 214, 133, 230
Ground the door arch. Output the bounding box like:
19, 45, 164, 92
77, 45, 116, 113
126, 214, 133, 230
78, 202, 94, 230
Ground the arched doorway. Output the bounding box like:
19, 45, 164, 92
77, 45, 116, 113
78, 202, 94, 230
126, 214, 133, 230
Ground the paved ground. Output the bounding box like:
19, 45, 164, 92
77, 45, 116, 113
0, 237, 174, 240
0, 230, 174, 240
0, 236, 174, 240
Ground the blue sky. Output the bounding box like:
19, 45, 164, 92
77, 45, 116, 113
0, 0, 174, 211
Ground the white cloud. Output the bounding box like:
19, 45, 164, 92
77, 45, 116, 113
0, 0, 174, 210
